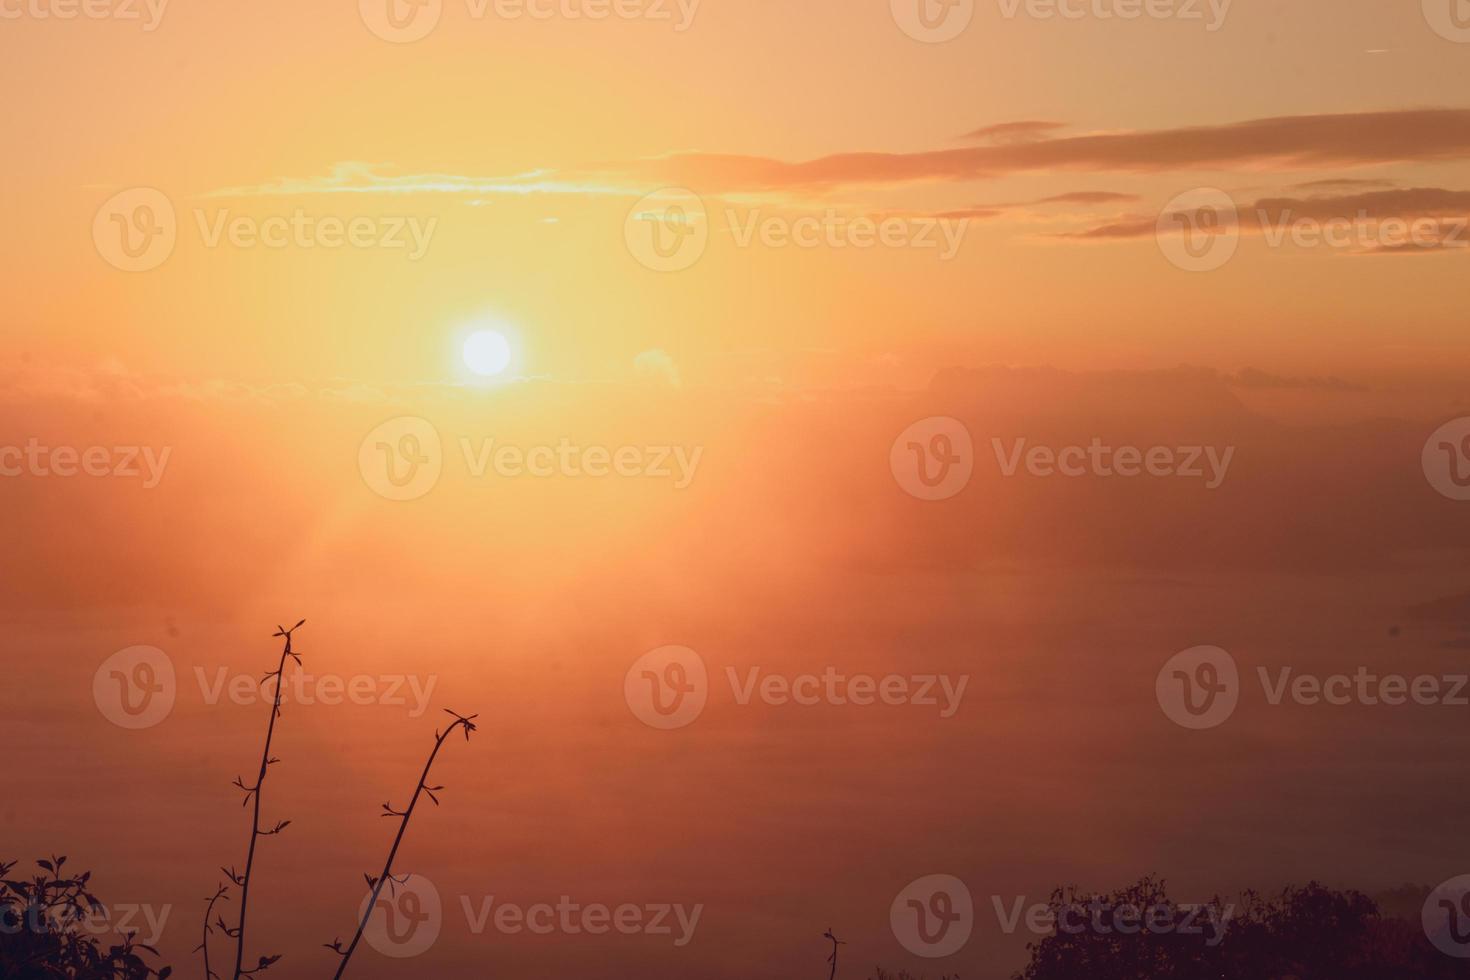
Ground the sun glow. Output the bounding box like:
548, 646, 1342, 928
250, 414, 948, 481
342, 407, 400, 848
462, 328, 513, 377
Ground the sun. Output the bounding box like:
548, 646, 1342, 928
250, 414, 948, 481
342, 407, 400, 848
462, 329, 512, 377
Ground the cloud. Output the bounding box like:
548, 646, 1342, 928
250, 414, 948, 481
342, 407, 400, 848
959, 120, 1069, 144
1058, 186, 1470, 254
211, 109, 1470, 200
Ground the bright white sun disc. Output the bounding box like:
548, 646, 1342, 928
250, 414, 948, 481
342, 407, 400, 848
463, 329, 512, 377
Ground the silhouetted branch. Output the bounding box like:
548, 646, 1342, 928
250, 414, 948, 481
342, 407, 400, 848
328, 709, 479, 980
228, 620, 304, 980
824, 929, 845, 980
193, 883, 229, 980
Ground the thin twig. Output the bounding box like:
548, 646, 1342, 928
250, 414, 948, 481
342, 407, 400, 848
229, 620, 304, 980
194, 883, 229, 980
326, 709, 478, 980
824, 929, 845, 980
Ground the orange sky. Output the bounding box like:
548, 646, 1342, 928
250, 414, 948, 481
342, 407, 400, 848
4, 1, 1470, 978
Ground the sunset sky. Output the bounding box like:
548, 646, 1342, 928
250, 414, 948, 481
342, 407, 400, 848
4, 1, 1470, 977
